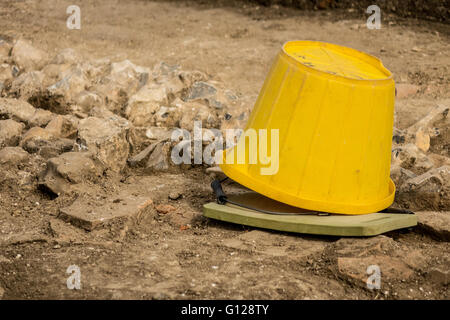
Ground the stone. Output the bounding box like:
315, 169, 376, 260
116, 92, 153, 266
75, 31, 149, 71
0, 119, 24, 147
0, 98, 36, 123
414, 127, 430, 152
35, 138, 75, 159
337, 256, 415, 285
45, 115, 77, 139
185, 81, 216, 101
20, 127, 54, 149
11, 39, 47, 71
79, 59, 110, 80
0, 147, 29, 165
334, 236, 398, 256
155, 204, 176, 214
77, 116, 130, 172
177, 70, 208, 88
73, 90, 103, 113
50, 48, 81, 65
124, 84, 168, 126
154, 106, 178, 127
178, 101, 218, 130
145, 126, 173, 141
38, 152, 104, 196
168, 191, 182, 200
146, 140, 172, 172
391, 143, 434, 175
428, 153, 450, 168
0, 39, 12, 62
41, 63, 71, 85
333, 236, 427, 286
111, 59, 150, 76
427, 268, 449, 286
47, 66, 89, 102
59, 189, 153, 231
127, 141, 159, 167
9, 71, 44, 100
406, 104, 449, 153
416, 211, 450, 241
396, 83, 420, 99
28, 108, 55, 127
93, 59, 149, 113
397, 166, 449, 211
161, 74, 186, 99
152, 61, 180, 79
87, 106, 117, 119
222, 230, 326, 258
0, 63, 13, 82
390, 164, 416, 187
127, 126, 172, 152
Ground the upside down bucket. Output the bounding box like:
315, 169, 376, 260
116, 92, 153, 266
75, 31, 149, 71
220, 41, 396, 214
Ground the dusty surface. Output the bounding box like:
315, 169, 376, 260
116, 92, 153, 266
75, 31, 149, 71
0, 0, 449, 300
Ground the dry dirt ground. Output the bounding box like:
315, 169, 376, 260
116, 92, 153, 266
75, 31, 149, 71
0, 0, 449, 299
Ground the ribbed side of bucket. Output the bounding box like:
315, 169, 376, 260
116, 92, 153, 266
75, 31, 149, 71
220, 41, 396, 214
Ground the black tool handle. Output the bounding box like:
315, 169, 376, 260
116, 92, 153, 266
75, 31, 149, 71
211, 180, 228, 204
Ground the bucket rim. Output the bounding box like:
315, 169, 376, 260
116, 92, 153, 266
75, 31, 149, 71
281, 40, 393, 84
219, 160, 396, 215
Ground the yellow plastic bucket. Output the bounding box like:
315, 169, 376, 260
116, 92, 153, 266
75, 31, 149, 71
220, 41, 396, 215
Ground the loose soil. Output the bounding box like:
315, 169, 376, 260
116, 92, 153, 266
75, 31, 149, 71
0, 0, 449, 299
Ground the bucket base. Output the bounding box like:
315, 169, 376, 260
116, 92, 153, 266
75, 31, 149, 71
203, 192, 416, 237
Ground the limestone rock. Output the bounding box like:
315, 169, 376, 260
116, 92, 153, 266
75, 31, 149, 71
11, 39, 47, 71
20, 127, 55, 149
397, 166, 450, 211
0, 98, 36, 123
28, 108, 54, 127
178, 101, 218, 130
416, 211, 450, 241
0, 63, 13, 83
45, 115, 77, 139
334, 236, 427, 286
427, 268, 449, 286
0, 39, 12, 62
19, 126, 72, 157
128, 126, 172, 152
0, 147, 29, 165
41, 63, 71, 85
9, 71, 44, 100
222, 229, 326, 258
73, 90, 103, 113
77, 116, 130, 172
124, 84, 168, 126
391, 143, 434, 175
94, 59, 149, 113
146, 140, 172, 172
337, 256, 415, 285
38, 152, 103, 196
185, 81, 217, 101
47, 66, 89, 102
155, 204, 176, 214
406, 103, 449, 153
50, 48, 81, 65
59, 188, 153, 231
0, 119, 24, 147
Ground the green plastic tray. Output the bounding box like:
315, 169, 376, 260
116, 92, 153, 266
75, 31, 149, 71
203, 192, 417, 236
